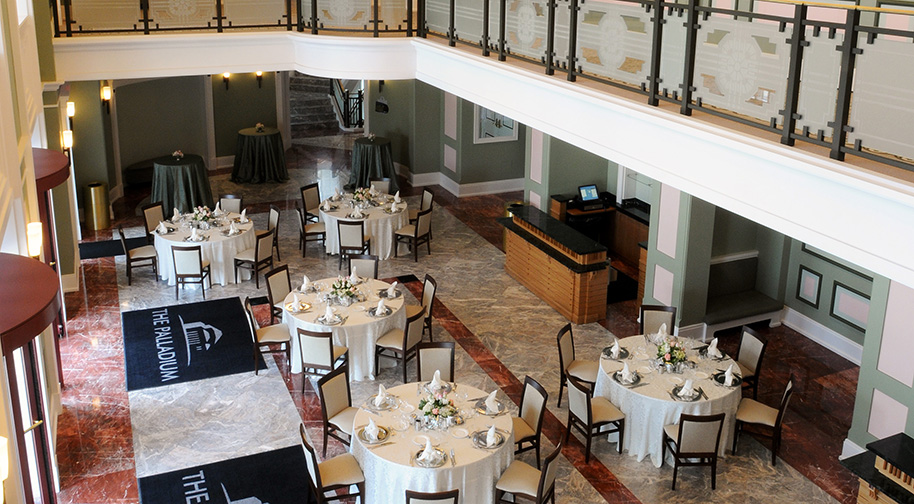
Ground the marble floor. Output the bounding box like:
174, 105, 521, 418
57, 129, 859, 503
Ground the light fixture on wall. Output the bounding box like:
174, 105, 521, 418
379, 80, 385, 91
255, 71, 263, 88
101, 85, 112, 114
27, 223, 43, 258
223, 72, 231, 90
62, 129, 74, 154
66, 100, 76, 129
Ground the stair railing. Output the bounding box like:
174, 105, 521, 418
332, 80, 364, 129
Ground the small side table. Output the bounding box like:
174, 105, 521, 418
151, 154, 214, 213
232, 127, 288, 184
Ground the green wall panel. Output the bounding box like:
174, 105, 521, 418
212, 73, 277, 157
70, 81, 110, 208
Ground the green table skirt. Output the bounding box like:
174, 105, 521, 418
347, 136, 398, 192
232, 127, 289, 184
151, 154, 214, 214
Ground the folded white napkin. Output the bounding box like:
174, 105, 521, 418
394, 191, 401, 203
229, 222, 238, 234
214, 202, 222, 214
240, 209, 248, 223
173, 208, 181, 221
301, 274, 311, 292
290, 292, 300, 312
610, 340, 620, 359
333, 187, 341, 200
678, 379, 695, 397
190, 227, 199, 241
323, 305, 334, 322
322, 199, 332, 211
375, 384, 387, 407
658, 323, 668, 336
375, 298, 387, 315
390, 201, 397, 212
724, 364, 736, 386
352, 207, 363, 218
430, 370, 443, 390
486, 424, 498, 448
417, 438, 436, 461
349, 267, 359, 284
156, 221, 167, 234
708, 337, 722, 359
485, 390, 499, 415
387, 281, 398, 298
370, 183, 377, 195
365, 417, 379, 441
621, 361, 633, 383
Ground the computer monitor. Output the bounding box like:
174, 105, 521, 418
578, 184, 599, 202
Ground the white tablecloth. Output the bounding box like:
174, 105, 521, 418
351, 383, 514, 504
153, 213, 255, 286
319, 195, 408, 259
281, 278, 406, 380
593, 335, 741, 468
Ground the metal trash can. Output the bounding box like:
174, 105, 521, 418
504, 201, 524, 217
84, 182, 110, 231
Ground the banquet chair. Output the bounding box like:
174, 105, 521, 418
171, 245, 210, 300
265, 265, 291, 324
406, 274, 438, 341
409, 189, 434, 240
513, 376, 549, 468
640, 304, 677, 336
317, 365, 357, 456
406, 489, 459, 504
117, 225, 157, 285
733, 374, 794, 466
243, 296, 291, 375
219, 194, 243, 214
298, 328, 349, 392
565, 376, 625, 462
394, 207, 432, 262
297, 207, 326, 257
416, 342, 455, 382
348, 254, 379, 279
369, 177, 391, 195
375, 307, 425, 383
736, 325, 768, 399
495, 441, 562, 504
268, 204, 281, 261
300, 424, 365, 504
661, 412, 726, 490
555, 323, 598, 407
337, 220, 371, 269
301, 182, 322, 223
233, 229, 274, 288
141, 201, 165, 244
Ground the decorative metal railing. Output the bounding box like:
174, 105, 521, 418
52, 0, 914, 173
333, 80, 365, 128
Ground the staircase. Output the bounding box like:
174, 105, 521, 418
289, 72, 340, 133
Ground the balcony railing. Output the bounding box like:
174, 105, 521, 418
52, 0, 914, 173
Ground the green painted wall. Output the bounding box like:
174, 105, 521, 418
366, 79, 414, 167
212, 73, 277, 157
457, 99, 525, 184
412, 81, 441, 174
116, 77, 208, 168
677, 196, 715, 326
755, 227, 790, 300
32, 0, 55, 82
69, 81, 111, 209
848, 275, 892, 448
547, 136, 607, 196
41, 91, 76, 276
711, 207, 757, 256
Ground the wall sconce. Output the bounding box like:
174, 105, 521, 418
66, 101, 75, 118
27, 223, 43, 258
255, 71, 263, 88
223, 72, 231, 90
101, 85, 112, 114
379, 80, 385, 91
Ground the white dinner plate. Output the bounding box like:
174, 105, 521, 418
451, 428, 469, 439
667, 376, 683, 385
694, 372, 710, 380
637, 366, 653, 375
412, 435, 440, 447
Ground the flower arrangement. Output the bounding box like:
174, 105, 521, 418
172, 150, 184, 159
418, 392, 457, 419
656, 336, 687, 366
367, 133, 376, 141
330, 276, 356, 299
351, 187, 372, 203
191, 206, 212, 222
255, 122, 265, 133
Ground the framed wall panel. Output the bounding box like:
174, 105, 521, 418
796, 265, 822, 309
830, 281, 871, 332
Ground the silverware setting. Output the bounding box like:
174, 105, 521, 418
450, 448, 456, 466
367, 441, 393, 449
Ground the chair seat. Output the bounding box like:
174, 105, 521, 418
496, 460, 540, 496
736, 398, 778, 427
567, 359, 599, 383
332, 345, 348, 361
305, 222, 326, 233
318, 452, 365, 488
328, 406, 358, 435
592, 396, 625, 423
376, 328, 405, 349
663, 423, 680, 444
512, 416, 536, 442
235, 247, 256, 261
256, 323, 291, 344
395, 224, 416, 236
737, 361, 755, 379
405, 304, 424, 319
128, 245, 157, 260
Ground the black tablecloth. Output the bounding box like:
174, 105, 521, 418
232, 127, 289, 184
150, 154, 214, 214
346, 136, 398, 192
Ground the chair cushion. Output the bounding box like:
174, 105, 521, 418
395, 224, 416, 237
737, 361, 755, 379
591, 397, 625, 423
513, 416, 536, 443
328, 406, 358, 435
376, 329, 404, 350
305, 222, 326, 233
128, 245, 157, 260
235, 247, 256, 261
736, 398, 778, 427
567, 359, 599, 384
257, 323, 291, 344
318, 453, 365, 488
333, 345, 348, 361
663, 424, 680, 445
408, 209, 418, 220
496, 460, 540, 497
405, 305, 424, 319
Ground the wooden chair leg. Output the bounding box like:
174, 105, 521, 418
584, 427, 592, 463
556, 376, 565, 407
671, 463, 678, 490
534, 441, 541, 469
322, 428, 329, 458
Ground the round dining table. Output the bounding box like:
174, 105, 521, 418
150, 154, 214, 214
319, 195, 408, 260
232, 126, 288, 183
153, 212, 255, 286
281, 277, 406, 380
351, 382, 514, 504
593, 335, 742, 468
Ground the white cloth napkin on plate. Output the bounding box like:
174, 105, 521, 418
621, 361, 633, 383
485, 390, 499, 415
486, 425, 498, 448
333, 187, 340, 200
658, 323, 668, 336
240, 209, 248, 223
678, 379, 695, 397
610, 340, 620, 359
375, 298, 386, 315
430, 370, 443, 390
375, 384, 387, 407
365, 417, 379, 441
708, 337, 722, 359
387, 281, 398, 298
229, 222, 238, 234
724, 364, 736, 386
370, 184, 377, 195
190, 227, 199, 241
301, 275, 311, 292
349, 267, 359, 284
323, 305, 334, 322
291, 292, 301, 312
390, 201, 397, 212
394, 191, 401, 203
214, 202, 222, 214
172, 208, 181, 221
322, 199, 332, 211
351, 207, 363, 218
418, 438, 436, 461
156, 221, 167, 234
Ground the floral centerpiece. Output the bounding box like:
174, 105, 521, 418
418, 391, 457, 422
191, 206, 213, 222
656, 336, 688, 372
255, 122, 265, 133
330, 276, 357, 304
351, 187, 372, 204
172, 150, 184, 159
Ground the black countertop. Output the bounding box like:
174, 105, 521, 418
869, 433, 914, 476
842, 450, 914, 504
618, 199, 651, 225
507, 206, 607, 256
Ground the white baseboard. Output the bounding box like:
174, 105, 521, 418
677, 323, 703, 340
216, 155, 235, 170
782, 307, 863, 365
841, 438, 866, 460
405, 170, 524, 198
409, 171, 440, 188
60, 272, 79, 293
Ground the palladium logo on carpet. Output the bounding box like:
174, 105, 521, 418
152, 307, 224, 383
183, 470, 268, 504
